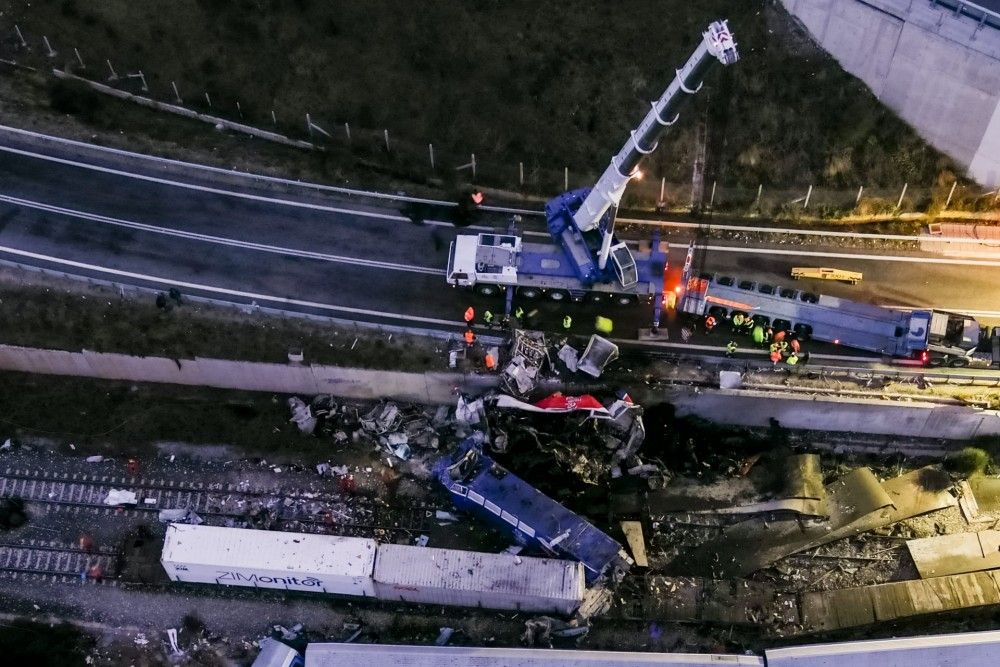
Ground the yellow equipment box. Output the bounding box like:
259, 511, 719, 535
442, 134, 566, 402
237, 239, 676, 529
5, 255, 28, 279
791, 267, 863, 284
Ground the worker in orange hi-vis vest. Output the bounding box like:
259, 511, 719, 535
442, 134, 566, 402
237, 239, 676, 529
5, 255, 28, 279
464, 329, 475, 345
484, 352, 496, 370
464, 306, 475, 324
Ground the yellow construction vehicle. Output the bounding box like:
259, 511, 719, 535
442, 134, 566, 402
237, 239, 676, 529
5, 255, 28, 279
791, 267, 863, 285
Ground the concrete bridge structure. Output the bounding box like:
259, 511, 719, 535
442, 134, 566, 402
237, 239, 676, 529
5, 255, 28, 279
781, 0, 1000, 187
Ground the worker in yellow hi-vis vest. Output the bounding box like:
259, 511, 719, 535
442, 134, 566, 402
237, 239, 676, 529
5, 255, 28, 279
595, 316, 613, 334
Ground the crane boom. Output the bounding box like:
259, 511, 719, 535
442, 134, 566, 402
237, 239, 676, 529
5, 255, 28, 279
544, 20, 737, 290
577, 20, 738, 237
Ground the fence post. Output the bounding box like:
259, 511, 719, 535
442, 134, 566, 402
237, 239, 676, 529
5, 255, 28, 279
306, 114, 331, 138
106, 59, 118, 81
236, 101, 243, 119
204, 92, 212, 107
271, 110, 277, 126
856, 185, 864, 204
74, 47, 85, 69
384, 129, 390, 152
344, 123, 351, 142
896, 182, 908, 210
171, 81, 182, 104
428, 144, 435, 170
42, 36, 56, 58
471, 154, 476, 180
659, 177, 666, 203
803, 185, 813, 209
755, 184, 762, 208
944, 181, 957, 209
519, 162, 524, 186
14, 25, 27, 48
564, 167, 569, 191
709, 181, 717, 210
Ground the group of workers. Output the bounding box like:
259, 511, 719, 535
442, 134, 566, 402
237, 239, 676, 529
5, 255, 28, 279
708, 311, 808, 366
463, 304, 610, 337
462, 307, 497, 370
460, 302, 614, 371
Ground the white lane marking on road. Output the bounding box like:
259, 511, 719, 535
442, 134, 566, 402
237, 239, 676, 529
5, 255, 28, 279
4, 124, 995, 246
0, 144, 420, 222
0, 124, 456, 207
0, 194, 444, 275
702, 244, 1000, 267
0, 243, 460, 326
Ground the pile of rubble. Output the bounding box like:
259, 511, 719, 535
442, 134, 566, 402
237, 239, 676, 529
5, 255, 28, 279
500, 330, 620, 396
287, 377, 657, 486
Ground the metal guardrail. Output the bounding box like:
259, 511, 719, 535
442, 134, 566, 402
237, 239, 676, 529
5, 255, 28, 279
930, 0, 1000, 31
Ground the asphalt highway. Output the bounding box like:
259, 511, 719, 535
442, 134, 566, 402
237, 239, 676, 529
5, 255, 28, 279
0, 124, 998, 367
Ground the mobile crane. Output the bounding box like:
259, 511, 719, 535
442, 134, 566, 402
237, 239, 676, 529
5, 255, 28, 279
446, 21, 739, 318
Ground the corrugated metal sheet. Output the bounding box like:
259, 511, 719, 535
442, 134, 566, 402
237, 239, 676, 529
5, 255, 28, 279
765, 629, 1000, 666
304, 643, 763, 666
373, 543, 584, 614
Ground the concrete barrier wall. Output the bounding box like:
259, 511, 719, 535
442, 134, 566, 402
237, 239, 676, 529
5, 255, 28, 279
1, 343, 997, 439
0, 344, 497, 405
669, 388, 1000, 440
780, 0, 1000, 186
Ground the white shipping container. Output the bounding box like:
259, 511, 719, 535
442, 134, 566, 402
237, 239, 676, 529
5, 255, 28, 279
161, 524, 377, 597
373, 543, 584, 615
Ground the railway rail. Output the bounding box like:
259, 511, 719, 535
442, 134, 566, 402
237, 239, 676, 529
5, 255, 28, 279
0, 539, 118, 583
0, 467, 434, 538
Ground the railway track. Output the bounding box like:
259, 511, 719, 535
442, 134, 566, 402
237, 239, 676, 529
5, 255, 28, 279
0, 539, 118, 583
0, 467, 434, 538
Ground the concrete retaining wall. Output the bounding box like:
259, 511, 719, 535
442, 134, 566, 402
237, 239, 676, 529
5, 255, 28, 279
0, 344, 495, 405
669, 387, 1000, 440
1, 343, 996, 439
780, 0, 1000, 186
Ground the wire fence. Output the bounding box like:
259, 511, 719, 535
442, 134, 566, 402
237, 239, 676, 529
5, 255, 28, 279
3, 22, 1000, 218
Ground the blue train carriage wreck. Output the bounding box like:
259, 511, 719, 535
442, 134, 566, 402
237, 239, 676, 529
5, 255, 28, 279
435, 438, 633, 588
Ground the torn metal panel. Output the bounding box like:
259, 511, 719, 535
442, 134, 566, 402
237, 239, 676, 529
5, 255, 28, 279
501, 356, 539, 395
669, 467, 955, 578
688, 497, 827, 517
577, 335, 618, 378
783, 454, 824, 502
907, 530, 1000, 579
557, 344, 579, 372
287, 397, 317, 434
361, 402, 402, 435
